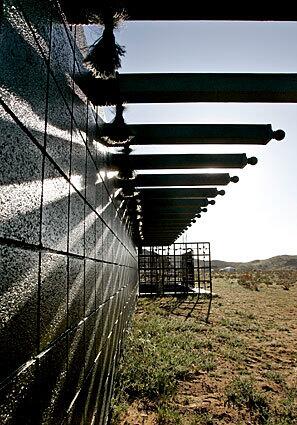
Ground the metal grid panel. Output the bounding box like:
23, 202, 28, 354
139, 242, 212, 296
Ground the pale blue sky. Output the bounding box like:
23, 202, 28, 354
86, 21, 297, 261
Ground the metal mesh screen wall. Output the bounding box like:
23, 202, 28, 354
0, 1, 138, 423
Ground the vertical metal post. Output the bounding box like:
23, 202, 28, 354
206, 242, 213, 323
138, 245, 141, 291
173, 243, 177, 295
148, 246, 154, 293
162, 245, 165, 295
197, 243, 201, 295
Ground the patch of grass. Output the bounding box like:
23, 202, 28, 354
193, 339, 213, 350
278, 388, 297, 422
190, 412, 214, 425
110, 398, 129, 424
235, 309, 256, 320
225, 377, 270, 423
263, 370, 284, 385
157, 405, 182, 424
221, 347, 246, 362
199, 355, 216, 372
265, 389, 297, 424
113, 311, 207, 402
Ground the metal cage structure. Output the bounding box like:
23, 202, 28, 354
138, 242, 212, 297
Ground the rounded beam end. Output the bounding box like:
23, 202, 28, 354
248, 157, 258, 166
218, 189, 225, 196
196, 214, 201, 218
201, 208, 207, 213
273, 129, 286, 141
209, 199, 216, 205
230, 176, 239, 183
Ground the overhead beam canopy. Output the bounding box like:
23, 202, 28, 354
106, 124, 284, 145
141, 188, 225, 199
61, 2, 297, 22
111, 153, 257, 170
132, 173, 239, 187
79, 73, 297, 105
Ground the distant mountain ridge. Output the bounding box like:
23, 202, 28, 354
212, 255, 297, 271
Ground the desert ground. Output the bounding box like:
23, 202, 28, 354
111, 271, 297, 424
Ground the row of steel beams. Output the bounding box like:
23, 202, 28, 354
79, 72, 284, 244
62, 4, 288, 245
140, 201, 212, 240
116, 152, 258, 242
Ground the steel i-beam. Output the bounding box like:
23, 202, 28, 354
78, 72, 297, 105
111, 153, 257, 170
141, 188, 225, 199
131, 173, 239, 187
107, 124, 284, 145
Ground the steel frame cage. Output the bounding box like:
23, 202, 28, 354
138, 242, 212, 297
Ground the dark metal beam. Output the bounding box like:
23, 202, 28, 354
143, 230, 181, 234
133, 173, 239, 187
143, 219, 195, 225
143, 208, 206, 215
118, 124, 284, 145
143, 225, 193, 230
143, 229, 191, 234
143, 232, 182, 237
111, 153, 257, 170
143, 211, 202, 217
141, 188, 224, 199
143, 207, 210, 215
143, 198, 213, 207
142, 240, 176, 246
142, 228, 191, 232
79, 73, 297, 105
61, 2, 297, 23
143, 220, 195, 226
